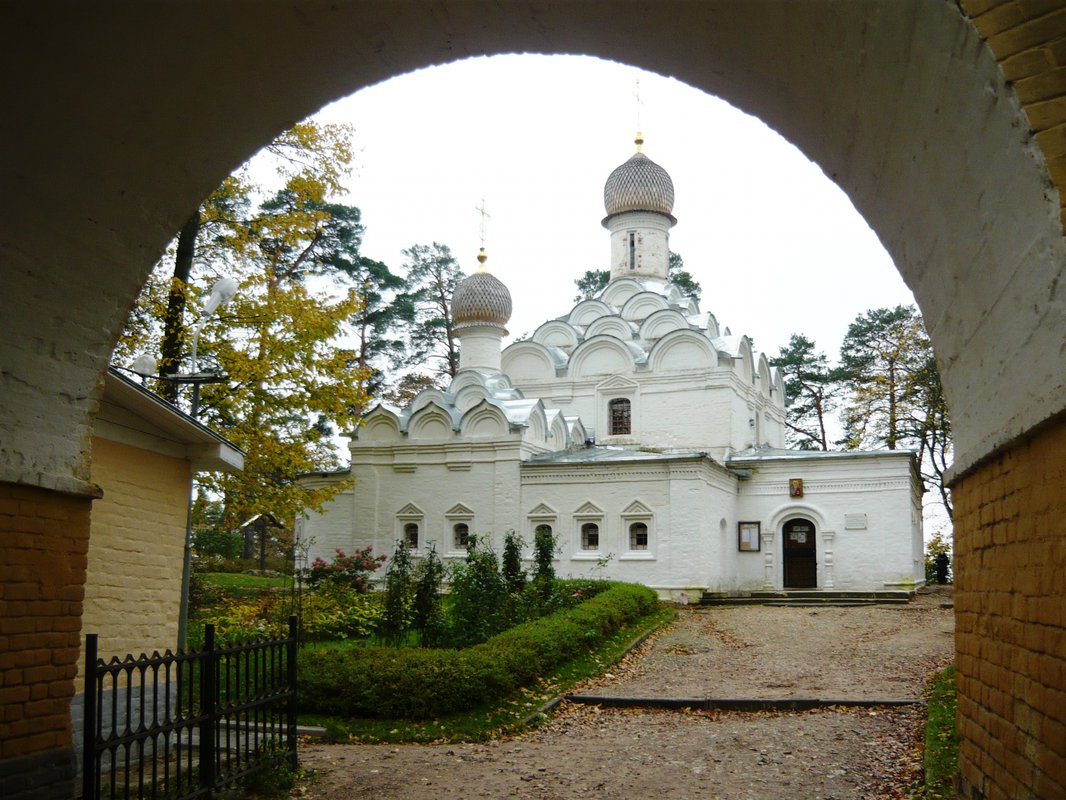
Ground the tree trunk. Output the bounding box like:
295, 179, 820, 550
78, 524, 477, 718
159, 209, 201, 401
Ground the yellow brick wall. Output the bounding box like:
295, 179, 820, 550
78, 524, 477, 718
0, 482, 90, 761
963, 0, 1066, 228
83, 438, 191, 664
953, 413, 1066, 799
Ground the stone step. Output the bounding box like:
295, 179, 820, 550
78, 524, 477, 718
700, 590, 912, 606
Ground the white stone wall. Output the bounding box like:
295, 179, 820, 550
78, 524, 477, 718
606, 211, 672, 281
732, 453, 922, 592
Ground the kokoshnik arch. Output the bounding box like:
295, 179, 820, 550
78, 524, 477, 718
2, 2, 1064, 798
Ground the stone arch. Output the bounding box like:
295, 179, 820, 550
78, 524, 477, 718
640, 308, 693, 342
459, 400, 509, 438
648, 329, 717, 373
531, 319, 581, 352
6, 2, 1064, 492
406, 402, 456, 441
357, 406, 402, 442
600, 277, 646, 307
7, 6, 1066, 797
567, 299, 614, 327
501, 341, 558, 382
619, 291, 671, 322
756, 354, 772, 398
569, 335, 638, 378
584, 315, 637, 341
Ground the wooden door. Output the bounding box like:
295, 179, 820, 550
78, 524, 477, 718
783, 518, 817, 588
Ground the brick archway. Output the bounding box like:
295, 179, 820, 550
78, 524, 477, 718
3, 3, 1064, 797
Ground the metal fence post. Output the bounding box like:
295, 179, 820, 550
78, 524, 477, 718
200, 624, 216, 798
82, 634, 98, 800
286, 616, 298, 771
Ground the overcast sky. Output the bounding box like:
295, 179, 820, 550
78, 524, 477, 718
312, 54, 917, 362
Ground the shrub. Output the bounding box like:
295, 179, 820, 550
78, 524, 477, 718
306, 546, 386, 592
412, 545, 447, 647
380, 540, 415, 645
299, 582, 658, 719
502, 531, 526, 596
300, 584, 383, 641
448, 537, 509, 647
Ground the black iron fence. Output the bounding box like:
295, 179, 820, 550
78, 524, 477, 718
80, 617, 297, 800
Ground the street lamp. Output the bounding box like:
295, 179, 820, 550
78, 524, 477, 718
132, 276, 237, 651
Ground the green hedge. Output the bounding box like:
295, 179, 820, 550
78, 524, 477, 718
299, 582, 658, 719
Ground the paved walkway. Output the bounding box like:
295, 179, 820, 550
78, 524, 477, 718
298, 588, 955, 799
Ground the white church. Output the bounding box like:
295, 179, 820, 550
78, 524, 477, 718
299, 136, 925, 598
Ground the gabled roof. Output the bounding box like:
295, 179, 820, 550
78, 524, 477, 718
98, 368, 244, 473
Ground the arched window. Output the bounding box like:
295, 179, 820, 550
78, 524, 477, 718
404, 522, 419, 549
608, 398, 631, 435
534, 523, 553, 539
629, 522, 648, 550
453, 522, 470, 549
581, 522, 600, 551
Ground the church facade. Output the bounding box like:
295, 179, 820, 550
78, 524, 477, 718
299, 137, 925, 598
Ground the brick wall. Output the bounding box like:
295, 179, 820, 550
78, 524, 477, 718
83, 437, 190, 663
0, 481, 90, 798
962, 1, 1066, 227
953, 413, 1066, 799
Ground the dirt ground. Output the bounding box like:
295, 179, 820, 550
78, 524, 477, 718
296, 588, 955, 799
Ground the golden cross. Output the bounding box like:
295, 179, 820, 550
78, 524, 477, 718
475, 197, 491, 249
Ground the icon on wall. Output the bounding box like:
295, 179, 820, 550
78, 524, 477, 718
789, 478, 804, 498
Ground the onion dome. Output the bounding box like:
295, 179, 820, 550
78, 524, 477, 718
452, 248, 512, 330
603, 133, 675, 218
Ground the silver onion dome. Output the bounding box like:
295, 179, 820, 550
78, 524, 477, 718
452, 250, 512, 330
603, 135, 675, 218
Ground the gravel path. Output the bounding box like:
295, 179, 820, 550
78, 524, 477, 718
296, 588, 954, 799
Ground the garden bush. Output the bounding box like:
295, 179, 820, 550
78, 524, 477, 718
299, 581, 658, 719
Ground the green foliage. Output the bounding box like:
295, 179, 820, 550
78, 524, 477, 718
572, 252, 698, 302
772, 333, 837, 450
502, 531, 526, 596
192, 529, 243, 560
925, 532, 953, 585
300, 584, 383, 642
239, 746, 301, 798
412, 545, 447, 647
116, 119, 371, 529
573, 269, 609, 302
448, 536, 509, 647
380, 540, 415, 645
306, 546, 385, 592
922, 665, 958, 798
667, 251, 702, 301
837, 304, 953, 520
531, 525, 558, 608
299, 582, 658, 719
396, 242, 465, 381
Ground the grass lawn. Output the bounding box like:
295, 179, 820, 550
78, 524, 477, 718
922, 664, 958, 798
298, 603, 676, 744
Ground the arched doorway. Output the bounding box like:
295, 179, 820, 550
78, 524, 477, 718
782, 518, 817, 589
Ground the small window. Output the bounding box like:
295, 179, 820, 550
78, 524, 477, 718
404, 522, 419, 549
454, 522, 470, 549
608, 398, 631, 436
581, 522, 600, 551
628, 231, 636, 270
534, 523, 553, 539
629, 522, 648, 550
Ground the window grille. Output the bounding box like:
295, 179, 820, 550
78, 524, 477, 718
629, 522, 649, 550
581, 522, 600, 550
454, 523, 470, 549
404, 522, 419, 549
608, 398, 631, 435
